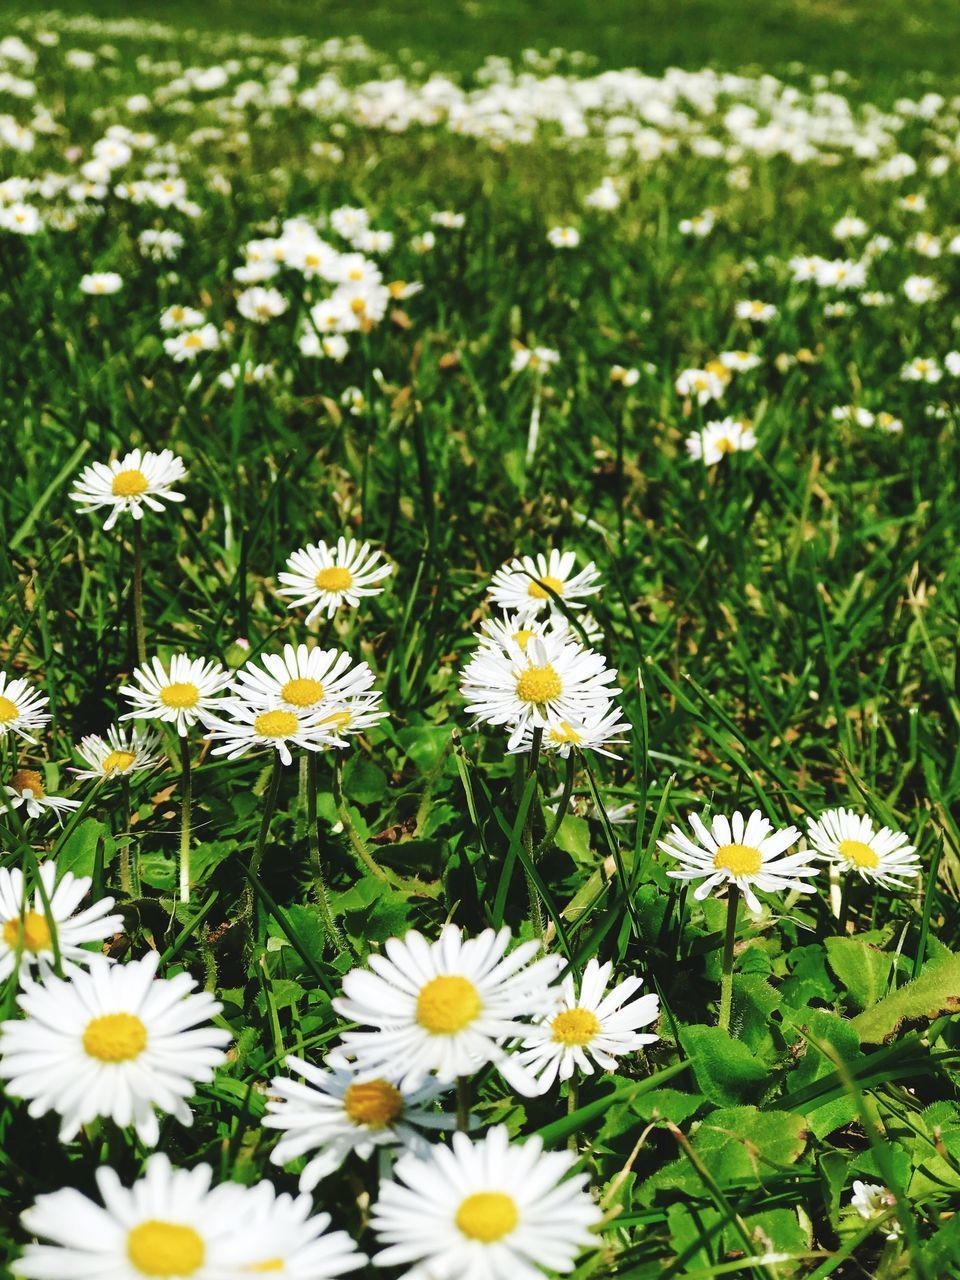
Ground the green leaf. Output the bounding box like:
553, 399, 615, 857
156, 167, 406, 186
825, 936, 894, 1012
850, 950, 960, 1043
785, 1009, 864, 1139
56, 818, 111, 880
342, 757, 388, 805
679, 1025, 768, 1106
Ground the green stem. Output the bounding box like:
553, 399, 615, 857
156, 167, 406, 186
456, 1076, 471, 1132
132, 520, 146, 669
332, 754, 387, 881
837, 876, 853, 934
536, 748, 576, 854
718, 886, 739, 1033
523, 729, 544, 938
119, 777, 133, 895
567, 1077, 580, 1154
247, 753, 283, 938
307, 753, 349, 954
178, 737, 192, 904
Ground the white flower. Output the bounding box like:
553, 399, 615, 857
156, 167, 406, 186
517, 958, 659, 1090
686, 418, 756, 465
330, 925, 562, 1095
511, 344, 559, 374
610, 364, 640, 386
237, 285, 289, 322
217, 360, 275, 389
264, 1057, 454, 1190
118, 653, 232, 736
1, 202, 42, 234
658, 808, 818, 913
832, 215, 868, 239
678, 210, 715, 236
277, 537, 392, 622
17, 1153, 366, 1280
897, 192, 925, 212
69, 447, 186, 531
584, 178, 620, 210
461, 633, 619, 751
73, 722, 165, 781
860, 291, 892, 307
330, 205, 370, 238
5, 768, 79, 825
371, 1125, 602, 1280
0, 862, 120, 985
910, 231, 942, 258
900, 357, 941, 383
488, 550, 601, 617
675, 367, 726, 405
789, 254, 824, 282
806, 808, 921, 888
508, 701, 632, 760
200, 700, 342, 767
163, 324, 222, 361
0, 952, 229, 1143
547, 226, 580, 248
814, 259, 866, 290
903, 274, 941, 304
80, 271, 122, 295
430, 210, 465, 228
718, 350, 761, 371
0, 669, 49, 745
946, 351, 960, 377
138, 228, 183, 260
734, 299, 777, 323
160, 303, 205, 331
850, 1181, 901, 1240
229, 642, 379, 719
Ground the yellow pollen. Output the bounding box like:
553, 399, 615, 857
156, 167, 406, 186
102, 749, 137, 774
0, 696, 19, 724
159, 682, 200, 709
515, 664, 562, 705
183, 333, 204, 348
551, 1006, 601, 1045
416, 975, 481, 1034
348, 268, 364, 280
455, 1192, 519, 1243
705, 359, 730, 380
254, 709, 299, 738
247, 1261, 284, 1274
3, 911, 52, 955
111, 469, 149, 497
547, 721, 582, 745
126, 1221, 205, 1277
838, 839, 880, 869
343, 1079, 404, 1128
83, 1012, 148, 1062
281, 677, 324, 707
10, 768, 44, 797
713, 843, 762, 875
715, 437, 736, 454
349, 297, 367, 315
170, 307, 185, 320
314, 566, 353, 592
322, 710, 352, 728
512, 628, 535, 651
388, 280, 406, 297
527, 574, 564, 600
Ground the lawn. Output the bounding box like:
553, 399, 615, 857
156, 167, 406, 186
1, 2, 960, 1278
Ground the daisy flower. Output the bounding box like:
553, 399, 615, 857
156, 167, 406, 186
475, 611, 549, 654
735, 299, 777, 323
547, 226, 580, 248
0, 671, 50, 744
508, 702, 632, 760
330, 924, 563, 1096
277, 537, 393, 622
849, 1181, 901, 1241
675, 367, 726, 405
900, 357, 941, 383
0, 862, 121, 984
5, 768, 80, 824
517, 958, 660, 1090
69, 447, 187, 531
460, 633, 619, 751
686, 418, 757, 465
73, 723, 165, 781
658, 809, 818, 913
159, 303, 205, 330
231, 642, 376, 713
487, 550, 601, 617
80, 271, 122, 295
805, 808, 921, 888
264, 1057, 454, 1190
371, 1125, 602, 1280
237, 285, 289, 321
200, 699, 342, 766
0, 951, 229, 1143
118, 653, 232, 736
17, 1152, 366, 1280
163, 324, 222, 361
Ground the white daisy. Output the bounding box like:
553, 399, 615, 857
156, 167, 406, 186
849, 1181, 901, 1241
200, 699, 342, 767
264, 1056, 454, 1190
460, 633, 619, 751
80, 271, 122, 295
330, 925, 562, 1095
487, 550, 601, 617
674, 367, 726, 405
658, 808, 818, 913
69, 448, 187, 531
237, 285, 289, 322
516, 958, 660, 1091
0, 671, 50, 744
735, 299, 777, 323
163, 324, 222, 361
72, 722, 166, 781
686, 418, 757, 465
475, 612, 549, 654
118, 653, 232, 736
277, 537, 393, 622
0, 862, 121, 984
547, 225, 580, 248
230, 642, 376, 714
805, 808, 921, 888
17, 1152, 367, 1280
159, 303, 205, 330
900, 357, 941, 384
508, 702, 632, 760
371, 1125, 602, 1280
5, 768, 80, 824
0, 951, 229, 1143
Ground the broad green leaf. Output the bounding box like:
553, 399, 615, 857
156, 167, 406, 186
56, 818, 111, 880
679, 1024, 768, 1106
850, 951, 960, 1044
824, 936, 893, 1012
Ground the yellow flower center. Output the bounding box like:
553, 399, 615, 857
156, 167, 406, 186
247, 1261, 284, 1274
713, 843, 762, 875
416, 975, 481, 1034
551, 1006, 601, 1045
159, 682, 200, 709
321, 710, 352, 728
10, 768, 44, 797
111, 469, 149, 497
715, 437, 736, 454
515, 664, 562, 705
455, 1192, 519, 1243
547, 721, 581, 745
3, 910, 52, 954
183, 333, 204, 348
343, 1079, 404, 1128
838, 839, 880, 869
350, 297, 367, 315
527, 574, 564, 600
102, 749, 137, 774
281, 677, 324, 707
83, 1012, 148, 1062
314, 566, 353, 592
0, 696, 18, 724
127, 1221, 205, 1277
254, 709, 299, 738
388, 280, 407, 298
512, 628, 535, 651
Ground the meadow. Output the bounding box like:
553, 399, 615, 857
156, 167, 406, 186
1, 4, 960, 1278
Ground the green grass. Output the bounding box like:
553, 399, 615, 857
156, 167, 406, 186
2, 3, 960, 1279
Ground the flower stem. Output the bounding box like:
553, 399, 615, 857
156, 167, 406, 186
247, 753, 283, 938
119, 776, 136, 896
718, 886, 740, 1033
456, 1076, 471, 1132
837, 877, 853, 934
332, 754, 387, 881
523, 729, 544, 938
178, 736, 192, 904
307, 753, 349, 954
132, 520, 146, 669
567, 1077, 580, 1153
